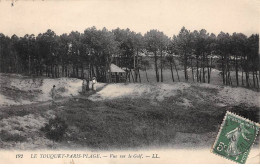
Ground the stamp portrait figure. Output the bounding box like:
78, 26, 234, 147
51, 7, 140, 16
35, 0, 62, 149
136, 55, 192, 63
225, 123, 250, 159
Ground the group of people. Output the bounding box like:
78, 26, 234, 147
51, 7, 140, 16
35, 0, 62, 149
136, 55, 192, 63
82, 77, 97, 94
50, 77, 97, 105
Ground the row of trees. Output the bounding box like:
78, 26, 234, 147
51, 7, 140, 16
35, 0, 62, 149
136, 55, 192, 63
0, 27, 259, 88
170, 28, 259, 88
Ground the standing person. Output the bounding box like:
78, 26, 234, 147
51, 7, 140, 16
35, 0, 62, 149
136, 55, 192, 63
86, 78, 90, 91
92, 77, 97, 91
51, 85, 57, 105
82, 79, 87, 94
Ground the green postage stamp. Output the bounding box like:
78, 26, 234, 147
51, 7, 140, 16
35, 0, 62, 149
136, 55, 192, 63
212, 111, 259, 164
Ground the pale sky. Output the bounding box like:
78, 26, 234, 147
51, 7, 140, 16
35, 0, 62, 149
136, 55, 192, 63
0, 0, 259, 37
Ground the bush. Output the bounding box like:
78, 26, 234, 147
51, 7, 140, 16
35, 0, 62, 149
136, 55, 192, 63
57, 87, 67, 93
0, 130, 26, 142
41, 117, 68, 142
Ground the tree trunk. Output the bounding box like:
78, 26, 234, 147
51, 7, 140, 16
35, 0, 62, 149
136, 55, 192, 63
95, 65, 100, 80
228, 71, 232, 86
51, 64, 54, 78
241, 56, 244, 86
54, 65, 57, 78
227, 56, 231, 85
241, 70, 244, 86
130, 69, 135, 82
45, 65, 48, 77
28, 55, 31, 76
89, 64, 91, 79
72, 66, 75, 77
209, 57, 213, 83
160, 49, 163, 82
200, 58, 202, 82
40, 65, 43, 76
107, 55, 112, 83
134, 49, 136, 82
57, 65, 59, 77
81, 65, 84, 79
0, 43, 2, 73
253, 70, 256, 88
255, 70, 259, 89
65, 66, 68, 77
76, 66, 79, 78
196, 56, 199, 82
128, 70, 131, 82
154, 51, 159, 82
135, 49, 140, 82
235, 55, 239, 86
207, 55, 210, 83
221, 55, 225, 85
246, 71, 249, 87
138, 68, 141, 83
170, 61, 174, 82
184, 53, 188, 81
91, 65, 95, 78
62, 65, 64, 77
191, 57, 194, 82
245, 55, 249, 87
225, 55, 231, 85
173, 58, 180, 82
202, 53, 205, 83
145, 67, 149, 82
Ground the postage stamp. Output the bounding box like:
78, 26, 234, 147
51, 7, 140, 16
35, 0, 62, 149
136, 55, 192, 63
212, 111, 259, 164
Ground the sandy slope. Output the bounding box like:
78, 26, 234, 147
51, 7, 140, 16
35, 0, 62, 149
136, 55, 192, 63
1, 73, 258, 108
0, 74, 259, 150
0, 74, 105, 106
89, 82, 260, 108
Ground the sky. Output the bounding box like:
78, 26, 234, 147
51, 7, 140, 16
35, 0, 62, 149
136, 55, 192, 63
0, 0, 259, 37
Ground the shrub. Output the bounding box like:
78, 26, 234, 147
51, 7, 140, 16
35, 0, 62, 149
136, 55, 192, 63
57, 87, 67, 93
41, 117, 68, 142
0, 130, 26, 142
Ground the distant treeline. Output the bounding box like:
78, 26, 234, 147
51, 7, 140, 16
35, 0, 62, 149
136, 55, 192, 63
0, 27, 259, 88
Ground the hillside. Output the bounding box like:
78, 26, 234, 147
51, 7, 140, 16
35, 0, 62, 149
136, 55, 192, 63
0, 73, 105, 106
0, 74, 259, 150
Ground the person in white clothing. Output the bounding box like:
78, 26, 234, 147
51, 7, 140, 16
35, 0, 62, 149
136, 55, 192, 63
92, 77, 97, 91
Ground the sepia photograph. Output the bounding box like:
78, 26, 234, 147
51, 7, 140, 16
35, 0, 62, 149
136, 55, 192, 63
0, 0, 259, 164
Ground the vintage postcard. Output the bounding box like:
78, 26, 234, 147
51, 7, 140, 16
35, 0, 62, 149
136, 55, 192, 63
0, 0, 259, 164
